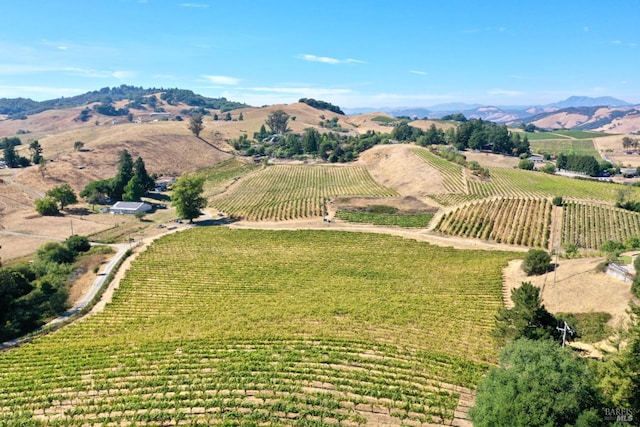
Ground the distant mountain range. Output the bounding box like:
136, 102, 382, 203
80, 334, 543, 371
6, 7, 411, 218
344, 96, 640, 133
1, 88, 639, 133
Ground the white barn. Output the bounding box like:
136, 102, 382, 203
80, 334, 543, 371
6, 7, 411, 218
109, 201, 152, 215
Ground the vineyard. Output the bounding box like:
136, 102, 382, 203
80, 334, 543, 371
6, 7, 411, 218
561, 200, 640, 250
411, 147, 637, 205
335, 211, 434, 228
434, 198, 553, 248
0, 228, 515, 426
528, 139, 599, 158
210, 165, 397, 221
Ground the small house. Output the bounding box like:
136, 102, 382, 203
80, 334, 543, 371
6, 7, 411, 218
109, 201, 152, 215
154, 177, 176, 192
529, 155, 544, 163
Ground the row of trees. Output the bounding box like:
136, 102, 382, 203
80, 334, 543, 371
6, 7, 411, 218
80, 150, 154, 204
453, 118, 530, 156
556, 153, 608, 176
0, 235, 91, 341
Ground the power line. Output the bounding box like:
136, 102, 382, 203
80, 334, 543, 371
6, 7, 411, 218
556, 320, 574, 347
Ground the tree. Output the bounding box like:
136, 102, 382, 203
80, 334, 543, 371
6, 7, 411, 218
556, 153, 568, 170
29, 140, 43, 165
302, 128, 320, 154
64, 235, 91, 253
133, 156, 155, 192
622, 136, 637, 151
597, 303, 640, 414
521, 249, 551, 275
112, 150, 134, 200
470, 339, 603, 427
171, 174, 206, 223
495, 281, 558, 342
265, 110, 290, 135
518, 159, 535, 170
238, 112, 244, 121
423, 124, 445, 145
2, 140, 18, 168
123, 175, 146, 201
46, 184, 77, 211
35, 197, 59, 216
73, 141, 84, 151
188, 113, 204, 137
77, 108, 92, 122
36, 242, 75, 264
224, 112, 232, 121
80, 179, 113, 202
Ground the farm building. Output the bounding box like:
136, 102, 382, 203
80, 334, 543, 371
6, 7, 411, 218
155, 177, 176, 191
109, 201, 152, 215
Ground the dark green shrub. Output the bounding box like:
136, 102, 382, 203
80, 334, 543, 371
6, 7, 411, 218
65, 235, 91, 253
522, 249, 551, 275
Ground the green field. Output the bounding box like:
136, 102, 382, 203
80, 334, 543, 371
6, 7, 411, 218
0, 228, 515, 426
529, 139, 600, 158
513, 130, 609, 140
210, 165, 398, 221
370, 115, 396, 123
335, 210, 434, 228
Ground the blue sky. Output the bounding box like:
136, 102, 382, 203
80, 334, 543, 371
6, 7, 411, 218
1, 0, 639, 108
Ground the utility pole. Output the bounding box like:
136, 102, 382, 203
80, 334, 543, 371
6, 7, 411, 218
556, 320, 574, 347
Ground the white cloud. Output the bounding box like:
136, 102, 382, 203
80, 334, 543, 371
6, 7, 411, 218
112, 70, 136, 79
298, 54, 366, 65
203, 75, 241, 85
611, 40, 622, 45
409, 70, 428, 76
583, 26, 589, 32
299, 54, 340, 64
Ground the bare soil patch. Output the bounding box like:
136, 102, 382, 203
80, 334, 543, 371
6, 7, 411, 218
355, 144, 445, 205
408, 119, 456, 132
330, 196, 437, 214
67, 252, 111, 305
463, 151, 520, 169
503, 258, 636, 328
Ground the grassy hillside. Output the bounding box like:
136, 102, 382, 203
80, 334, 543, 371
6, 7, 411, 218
0, 228, 515, 426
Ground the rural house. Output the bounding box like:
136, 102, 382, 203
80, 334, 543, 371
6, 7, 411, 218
154, 177, 176, 192
109, 201, 152, 215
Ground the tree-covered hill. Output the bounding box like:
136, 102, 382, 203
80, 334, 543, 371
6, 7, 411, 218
0, 85, 249, 118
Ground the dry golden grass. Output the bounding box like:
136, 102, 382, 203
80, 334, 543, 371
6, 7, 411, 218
407, 119, 456, 131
